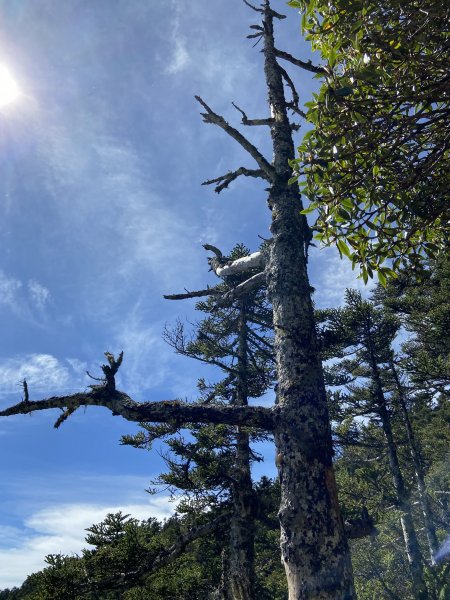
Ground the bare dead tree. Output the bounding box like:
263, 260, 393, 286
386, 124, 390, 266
0, 2, 357, 599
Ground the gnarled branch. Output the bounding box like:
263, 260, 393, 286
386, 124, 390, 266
242, 0, 263, 13
0, 389, 275, 430
279, 65, 300, 110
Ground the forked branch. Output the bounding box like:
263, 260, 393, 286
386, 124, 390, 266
232, 102, 274, 127
202, 167, 267, 193
195, 95, 275, 181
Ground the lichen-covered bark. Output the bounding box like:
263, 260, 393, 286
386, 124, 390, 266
262, 3, 355, 598
0, 391, 274, 430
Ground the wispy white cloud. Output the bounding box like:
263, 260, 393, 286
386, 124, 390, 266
0, 353, 87, 398
166, 37, 190, 74
0, 497, 173, 589
37, 114, 206, 322
310, 246, 375, 309
0, 270, 22, 309
112, 305, 200, 400
165, 1, 189, 75
28, 279, 51, 310
0, 271, 52, 322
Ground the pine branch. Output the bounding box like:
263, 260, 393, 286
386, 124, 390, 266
195, 95, 275, 181
163, 326, 237, 375
84, 513, 230, 593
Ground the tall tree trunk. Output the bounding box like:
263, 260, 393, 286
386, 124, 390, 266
262, 3, 355, 598
227, 298, 255, 600
389, 357, 439, 563
365, 337, 428, 600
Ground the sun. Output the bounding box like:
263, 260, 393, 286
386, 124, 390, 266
0, 64, 20, 108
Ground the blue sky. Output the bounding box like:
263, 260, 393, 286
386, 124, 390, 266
0, 0, 372, 588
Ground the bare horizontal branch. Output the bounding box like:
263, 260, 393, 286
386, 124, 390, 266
195, 95, 275, 181
164, 287, 221, 301
0, 390, 275, 430
247, 32, 263, 40
268, 7, 287, 20
286, 103, 307, 119
202, 167, 268, 193
274, 48, 326, 75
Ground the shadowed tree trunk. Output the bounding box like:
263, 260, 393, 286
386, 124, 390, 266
389, 357, 439, 563
364, 318, 428, 600
227, 298, 256, 600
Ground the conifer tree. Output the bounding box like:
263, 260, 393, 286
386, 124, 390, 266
124, 243, 275, 600
322, 290, 428, 599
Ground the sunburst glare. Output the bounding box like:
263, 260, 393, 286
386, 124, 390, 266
0, 64, 20, 108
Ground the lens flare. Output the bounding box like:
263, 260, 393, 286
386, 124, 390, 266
434, 534, 450, 563
0, 64, 20, 108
